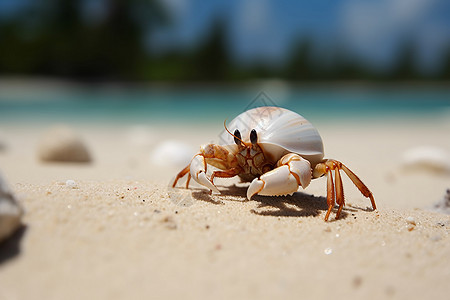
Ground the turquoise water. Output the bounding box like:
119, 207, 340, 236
0, 85, 449, 125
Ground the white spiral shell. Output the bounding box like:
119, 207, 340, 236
219, 107, 324, 165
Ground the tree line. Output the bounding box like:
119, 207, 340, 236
0, 0, 449, 82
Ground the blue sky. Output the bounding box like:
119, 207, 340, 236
152, 0, 450, 73
1, 0, 450, 73
151, 0, 343, 64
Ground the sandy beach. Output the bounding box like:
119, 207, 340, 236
0, 115, 450, 299
1, 0, 449, 297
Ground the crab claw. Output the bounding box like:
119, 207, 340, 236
190, 154, 220, 193
247, 154, 311, 200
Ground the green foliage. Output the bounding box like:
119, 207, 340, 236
0, 0, 165, 80
0, 0, 448, 81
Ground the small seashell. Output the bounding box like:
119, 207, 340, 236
150, 140, 195, 168
406, 216, 416, 225
401, 146, 450, 174
65, 179, 78, 189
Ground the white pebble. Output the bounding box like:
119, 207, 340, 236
401, 146, 450, 174
150, 140, 195, 168
65, 180, 78, 189
406, 216, 416, 225
324, 248, 333, 255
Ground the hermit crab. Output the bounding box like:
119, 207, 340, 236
172, 106, 376, 221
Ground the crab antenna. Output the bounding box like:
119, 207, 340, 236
223, 119, 245, 145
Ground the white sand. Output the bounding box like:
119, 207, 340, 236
0, 119, 449, 300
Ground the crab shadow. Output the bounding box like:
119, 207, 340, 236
190, 188, 226, 205
190, 184, 364, 221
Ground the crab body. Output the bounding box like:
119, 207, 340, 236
220, 106, 323, 181
172, 106, 376, 221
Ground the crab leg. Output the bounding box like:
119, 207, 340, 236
187, 154, 220, 193
334, 165, 345, 219
173, 144, 239, 193
247, 153, 312, 200
340, 163, 376, 209
172, 165, 191, 188
172, 153, 219, 192
314, 159, 375, 221
325, 167, 335, 221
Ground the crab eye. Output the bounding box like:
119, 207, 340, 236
234, 129, 242, 145
250, 129, 257, 144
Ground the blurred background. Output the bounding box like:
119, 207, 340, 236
1, 0, 450, 81
0, 0, 449, 124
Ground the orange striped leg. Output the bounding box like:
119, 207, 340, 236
314, 159, 375, 221
325, 166, 335, 221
